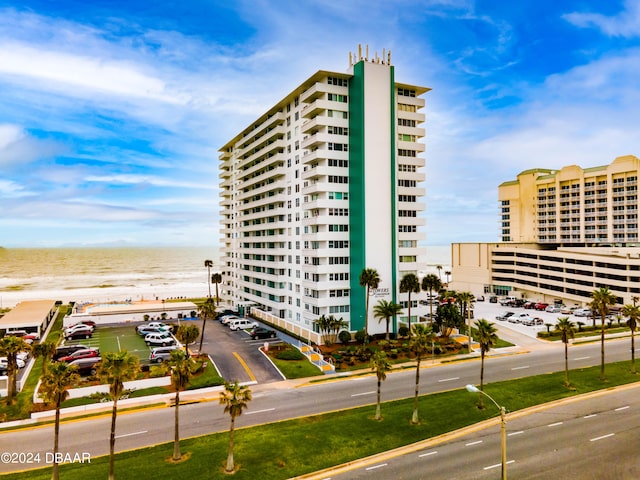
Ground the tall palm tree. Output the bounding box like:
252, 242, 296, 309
198, 297, 216, 353
409, 323, 434, 424
359, 268, 380, 340
0, 336, 31, 404
421, 274, 442, 324
621, 303, 640, 374
475, 318, 498, 405
32, 340, 57, 377
39, 362, 79, 480
168, 349, 193, 461
211, 272, 223, 306
370, 350, 391, 421
436, 264, 443, 282
373, 300, 403, 340
175, 324, 200, 358
204, 259, 213, 298
444, 270, 451, 284
590, 286, 616, 381
98, 351, 139, 480
455, 291, 474, 351
219, 380, 252, 473
399, 273, 420, 332
555, 317, 576, 387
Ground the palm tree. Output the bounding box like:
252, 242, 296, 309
98, 351, 139, 480
175, 324, 200, 358
456, 291, 475, 351
436, 264, 443, 282
211, 272, 223, 306
373, 300, 403, 340
621, 303, 640, 374
370, 350, 391, 421
590, 286, 616, 381
554, 317, 576, 387
168, 349, 193, 461
39, 362, 79, 480
198, 297, 216, 353
204, 259, 213, 298
421, 274, 442, 324
0, 336, 31, 404
444, 270, 451, 284
359, 268, 380, 340
475, 318, 498, 405
399, 273, 420, 332
32, 340, 57, 377
219, 380, 252, 473
409, 323, 434, 424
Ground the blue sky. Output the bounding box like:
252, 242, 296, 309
0, 0, 639, 247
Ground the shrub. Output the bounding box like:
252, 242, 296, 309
354, 329, 367, 344
398, 325, 409, 338
338, 330, 352, 344
276, 348, 305, 361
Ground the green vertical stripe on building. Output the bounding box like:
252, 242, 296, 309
349, 61, 366, 332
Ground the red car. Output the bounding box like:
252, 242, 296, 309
534, 302, 549, 311
58, 348, 100, 363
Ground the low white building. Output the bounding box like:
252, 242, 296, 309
64, 301, 198, 327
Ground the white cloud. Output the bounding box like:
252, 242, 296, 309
0, 123, 66, 166
564, 0, 640, 38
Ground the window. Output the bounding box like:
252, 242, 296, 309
329, 289, 350, 297
398, 103, 417, 112
327, 77, 348, 87
328, 175, 348, 184
398, 225, 417, 232
329, 272, 349, 281
398, 133, 416, 142
328, 224, 349, 232
328, 159, 348, 167
328, 143, 348, 151
328, 208, 349, 216
329, 256, 350, 264
398, 118, 416, 127
398, 195, 417, 202
329, 305, 350, 313
398, 179, 417, 187
328, 240, 349, 248
398, 149, 417, 157
328, 126, 348, 135
327, 93, 348, 102
398, 210, 417, 217
328, 192, 348, 200
328, 110, 348, 119
398, 164, 417, 172
397, 88, 416, 97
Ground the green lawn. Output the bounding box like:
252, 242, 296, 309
64, 325, 155, 361
5, 360, 640, 480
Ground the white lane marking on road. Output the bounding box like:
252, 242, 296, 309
115, 430, 147, 439
438, 377, 460, 382
584, 414, 597, 419
365, 463, 387, 471
419, 451, 438, 458
548, 422, 563, 427
511, 365, 529, 370
484, 460, 515, 470
351, 391, 375, 397
466, 440, 483, 446
246, 408, 275, 415
615, 406, 630, 411
574, 356, 590, 360
591, 433, 615, 442
508, 430, 524, 436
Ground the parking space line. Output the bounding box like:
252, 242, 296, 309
232, 351, 256, 382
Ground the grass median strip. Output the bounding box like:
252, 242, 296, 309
4, 361, 640, 480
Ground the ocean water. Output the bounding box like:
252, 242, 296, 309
0, 247, 221, 308
0, 245, 451, 308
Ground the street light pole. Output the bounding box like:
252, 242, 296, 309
466, 384, 507, 480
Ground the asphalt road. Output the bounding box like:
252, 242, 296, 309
0, 334, 638, 474
323, 383, 640, 480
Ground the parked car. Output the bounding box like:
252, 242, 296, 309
574, 308, 592, 317
149, 346, 179, 363
489, 296, 498, 303
0, 356, 26, 371
53, 344, 90, 361
65, 325, 93, 340
250, 327, 277, 339
4, 329, 39, 344
534, 302, 549, 311
560, 305, 578, 314
57, 348, 100, 363
144, 332, 177, 347
65, 321, 96, 331
216, 309, 238, 319
510, 313, 534, 324
68, 356, 101, 376
523, 302, 536, 309
546, 304, 563, 313
136, 322, 171, 334
137, 325, 171, 336
228, 319, 259, 331
220, 315, 242, 325
496, 311, 514, 321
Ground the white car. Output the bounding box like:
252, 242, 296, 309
144, 332, 177, 347
0, 357, 26, 370
510, 312, 534, 324
545, 305, 563, 313
574, 308, 592, 317
221, 315, 242, 325
228, 319, 259, 331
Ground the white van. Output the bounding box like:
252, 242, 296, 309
228, 319, 259, 331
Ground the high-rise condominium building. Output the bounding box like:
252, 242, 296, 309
219, 48, 429, 338
452, 155, 640, 306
